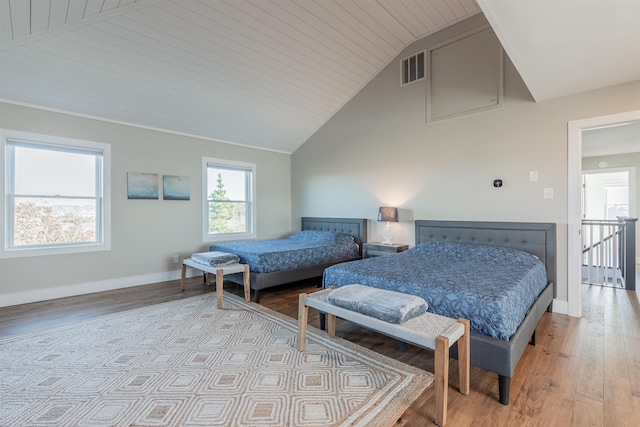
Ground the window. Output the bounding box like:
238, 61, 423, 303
401, 51, 425, 86
1, 130, 111, 258
203, 157, 255, 241
605, 185, 629, 219
583, 170, 633, 220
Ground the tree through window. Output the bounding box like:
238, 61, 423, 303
203, 158, 255, 240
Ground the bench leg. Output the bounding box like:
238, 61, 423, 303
243, 265, 251, 302
435, 335, 449, 427
180, 263, 187, 291
298, 294, 309, 351
216, 269, 224, 309
327, 314, 337, 338
457, 318, 470, 395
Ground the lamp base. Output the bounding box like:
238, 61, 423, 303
381, 222, 393, 245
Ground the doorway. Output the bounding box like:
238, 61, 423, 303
581, 168, 635, 287
567, 110, 640, 317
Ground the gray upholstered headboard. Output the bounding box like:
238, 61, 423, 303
415, 220, 557, 293
301, 217, 368, 257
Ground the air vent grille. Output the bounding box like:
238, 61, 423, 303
401, 51, 425, 86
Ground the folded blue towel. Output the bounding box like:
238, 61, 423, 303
191, 251, 240, 267
327, 284, 428, 324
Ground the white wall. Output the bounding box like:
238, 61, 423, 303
0, 103, 291, 306
291, 14, 640, 309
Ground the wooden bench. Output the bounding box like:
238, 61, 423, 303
181, 258, 250, 309
297, 287, 470, 427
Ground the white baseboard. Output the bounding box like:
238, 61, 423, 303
0, 268, 201, 308
551, 298, 569, 315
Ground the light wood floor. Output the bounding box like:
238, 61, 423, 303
1, 273, 639, 427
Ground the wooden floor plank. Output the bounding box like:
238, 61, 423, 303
627, 356, 640, 398
633, 395, 640, 427
535, 352, 580, 427
455, 371, 511, 427
603, 376, 636, 427
576, 320, 605, 402
503, 372, 551, 427
604, 330, 630, 379
558, 314, 587, 357
571, 395, 604, 427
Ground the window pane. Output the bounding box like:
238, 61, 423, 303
417, 52, 425, 79
14, 146, 96, 196
13, 197, 97, 246
208, 201, 247, 233
409, 56, 417, 81
402, 58, 409, 85
207, 167, 247, 201
605, 185, 629, 219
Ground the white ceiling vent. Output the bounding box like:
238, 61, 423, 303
401, 51, 425, 86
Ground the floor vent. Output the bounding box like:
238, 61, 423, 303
401, 51, 425, 86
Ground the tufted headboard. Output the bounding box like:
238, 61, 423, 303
301, 217, 368, 257
415, 220, 557, 293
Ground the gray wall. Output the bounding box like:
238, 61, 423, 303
291, 14, 640, 307
0, 103, 291, 305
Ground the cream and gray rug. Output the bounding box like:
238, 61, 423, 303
0, 293, 433, 426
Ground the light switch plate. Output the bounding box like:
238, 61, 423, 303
529, 171, 539, 182
544, 188, 554, 199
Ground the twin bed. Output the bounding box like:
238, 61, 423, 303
208, 217, 367, 303
203, 217, 556, 405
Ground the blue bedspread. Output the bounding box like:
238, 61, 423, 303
209, 231, 359, 273
322, 242, 548, 340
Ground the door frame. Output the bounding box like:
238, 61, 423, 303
567, 110, 640, 317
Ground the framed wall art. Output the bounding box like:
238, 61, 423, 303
127, 172, 158, 200
163, 175, 190, 200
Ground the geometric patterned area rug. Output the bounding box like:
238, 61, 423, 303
0, 293, 433, 426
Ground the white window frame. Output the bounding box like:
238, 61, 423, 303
202, 157, 256, 242
1, 129, 111, 258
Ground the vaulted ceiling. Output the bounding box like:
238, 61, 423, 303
1, 0, 639, 154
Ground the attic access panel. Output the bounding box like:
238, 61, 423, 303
427, 27, 503, 123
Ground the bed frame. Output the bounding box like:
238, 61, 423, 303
414, 220, 556, 405
224, 217, 367, 303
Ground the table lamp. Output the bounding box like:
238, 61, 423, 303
377, 207, 398, 245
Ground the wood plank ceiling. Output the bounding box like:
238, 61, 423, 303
0, 0, 480, 153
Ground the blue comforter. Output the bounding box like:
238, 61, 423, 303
322, 242, 548, 340
210, 231, 359, 273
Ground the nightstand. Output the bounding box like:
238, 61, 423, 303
362, 242, 409, 258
